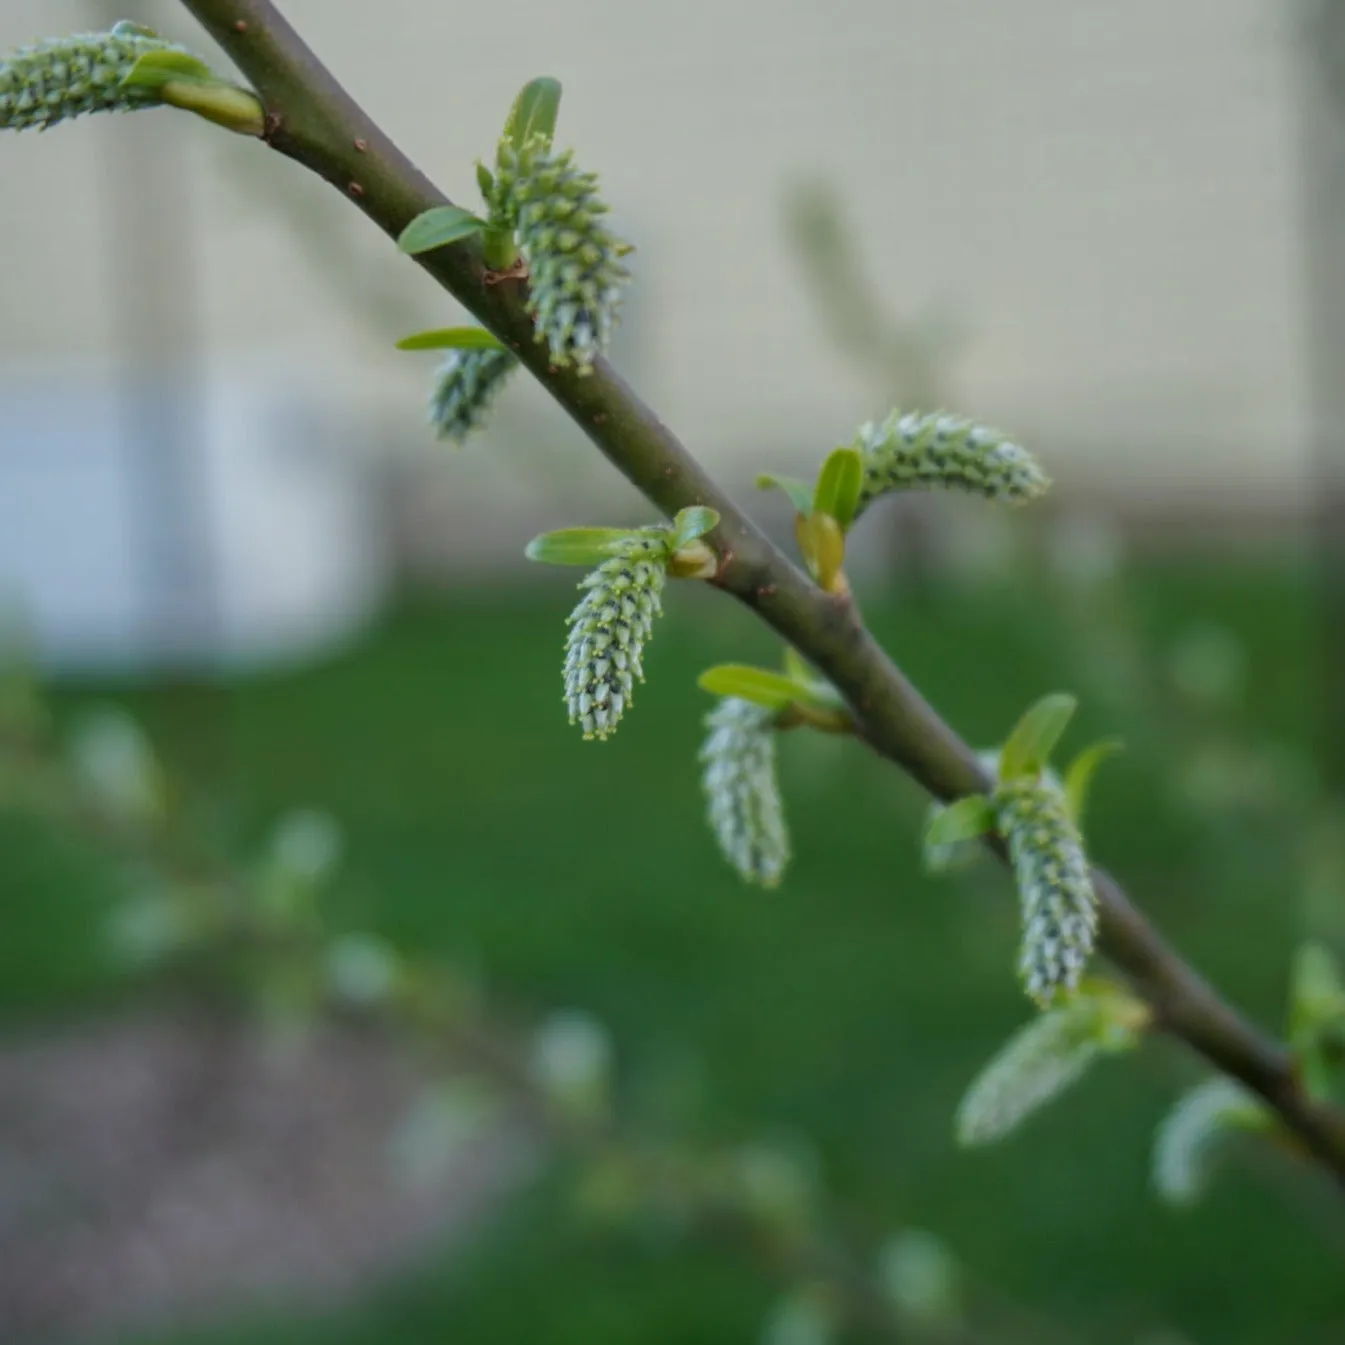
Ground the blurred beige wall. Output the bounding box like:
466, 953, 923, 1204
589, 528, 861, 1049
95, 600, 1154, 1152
0, 1, 1314, 510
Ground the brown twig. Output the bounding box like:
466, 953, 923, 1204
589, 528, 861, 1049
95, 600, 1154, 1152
173, 0, 1345, 1185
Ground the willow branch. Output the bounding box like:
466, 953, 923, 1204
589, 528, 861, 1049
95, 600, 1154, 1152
176, 0, 1345, 1185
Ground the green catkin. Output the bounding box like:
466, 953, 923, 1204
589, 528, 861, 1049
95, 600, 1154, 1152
0, 23, 184, 131
993, 776, 1098, 1006
428, 348, 518, 443
563, 531, 669, 740
956, 997, 1104, 1145
1152, 1077, 1265, 1205
852, 410, 1050, 519
492, 136, 631, 372
699, 698, 790, 887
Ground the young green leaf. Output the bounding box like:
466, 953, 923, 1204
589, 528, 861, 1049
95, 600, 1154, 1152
397, 206, 487, 256
813, 447, 864, 531
525, 528, 650, 567
503, 76, 562, 151
698, 665, 803, 711
1290, 940, 1345, 1031
476, 161, 496, 201
396, 326, 506, 353
120, 48, 217, 90
999, 693, 1078, 782
672, 507, 720, 550
925, 795, 996, 852
1063, 738, 1123, 825
1288, 941, 1345, 1097
756, 474, 815, 516
796, 511, 847, 592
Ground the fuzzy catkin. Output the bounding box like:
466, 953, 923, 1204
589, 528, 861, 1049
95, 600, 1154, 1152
852, 410, 1049, 519
993, 775, 1098, 1005
1152, 1077, 1264, 1205
0, 23, 182, 131
563, 531, 669, 740
699, 698, 790, 887
493, 136, 631, 372
428, 348, 518, 442
956, 997, 1103, 1145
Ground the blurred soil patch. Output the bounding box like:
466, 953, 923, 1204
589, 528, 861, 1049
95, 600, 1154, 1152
0, 1011, 533, 1344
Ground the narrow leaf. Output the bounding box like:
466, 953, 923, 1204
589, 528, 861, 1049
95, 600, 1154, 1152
1289, 941, 1345, 1080
923, 801, 984, 875
1063, 738, 1123, 825
672, 507, 720, 549
796, 511, 847, 591
999, 693, 1079, 782
396, 327, 506, 353
756, 474, 815, 516
776, 647, 845, 714
121, 49, 217, 90
525, 528, 646, 567
504, 76, 563, 150
476, 161, 496, 202
925, 795, 995, 851
698, 665, 804, 711
398, 206, 487, 256
813, 447, 864, 530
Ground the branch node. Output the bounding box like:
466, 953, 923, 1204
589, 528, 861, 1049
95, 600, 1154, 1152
484, 256, 529, 287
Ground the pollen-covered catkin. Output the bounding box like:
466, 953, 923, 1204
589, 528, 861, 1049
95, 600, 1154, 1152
428, 348, 518, 443
0, 23, 183, 131
852, 410, 1049, 519
492, 136, 631, 372
993, 775, 1098, 1005
563, 531, 670, 740
700, 698, 790, 887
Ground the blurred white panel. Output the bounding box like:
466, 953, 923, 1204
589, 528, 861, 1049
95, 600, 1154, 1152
0, 362, 389, 674
0, 1, 1315, 509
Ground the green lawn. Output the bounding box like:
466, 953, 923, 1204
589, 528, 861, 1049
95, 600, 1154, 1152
3, 555, 1340, 1344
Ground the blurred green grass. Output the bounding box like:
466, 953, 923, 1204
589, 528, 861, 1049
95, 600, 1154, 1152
2, 554, 1341, 1345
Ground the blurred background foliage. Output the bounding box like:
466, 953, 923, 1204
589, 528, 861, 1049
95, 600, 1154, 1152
2, 545, 1342, 1345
